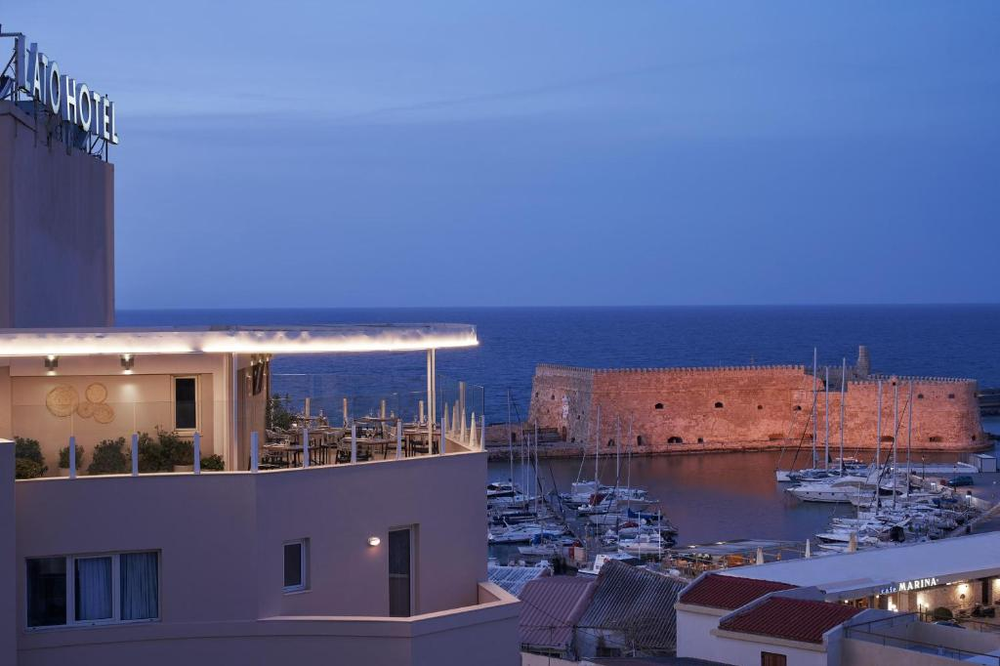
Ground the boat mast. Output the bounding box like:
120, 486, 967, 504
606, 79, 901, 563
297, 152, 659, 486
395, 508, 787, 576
615, 417, 621, 492
506, 389, 514, 489
534, 421, 539, 516
907, 380, 913, 480
876, 379, 882, 470
812, 347, 819, 469
824, 366, 830, 470
626, 415, 633, 515
840, 358, 846, 473
595, 404, 601, 488
892, 381, 899, 506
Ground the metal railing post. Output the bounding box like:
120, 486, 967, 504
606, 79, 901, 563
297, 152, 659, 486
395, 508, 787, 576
396, 419, 402, 460
131, 433, 139, 476
193, 432, 201, 474
250, 431, 259, 473
351, 422, 357, 463
302, 427, 309, 468
68, 435, 76, 479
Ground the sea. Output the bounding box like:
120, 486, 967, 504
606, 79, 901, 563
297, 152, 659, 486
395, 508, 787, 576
118, 305, 1000, 544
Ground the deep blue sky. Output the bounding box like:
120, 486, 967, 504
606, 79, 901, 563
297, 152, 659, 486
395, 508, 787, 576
6, 2, 1000, 308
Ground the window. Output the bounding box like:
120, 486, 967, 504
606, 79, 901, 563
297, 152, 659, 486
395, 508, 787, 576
654, 403, 664, 410
917, 393, 924, 399
26, 551, 158, 629
714, 401, 724, 409
389, 528, 413, 617
173, 376, 198, 431
948, 393, 955, 400
283, 540, 308, 593
761, 653, 787, 666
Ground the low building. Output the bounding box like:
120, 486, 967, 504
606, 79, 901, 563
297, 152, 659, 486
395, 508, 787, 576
676, 534, 1000, 665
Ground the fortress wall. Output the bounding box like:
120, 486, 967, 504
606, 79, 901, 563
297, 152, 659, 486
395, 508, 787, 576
529, 365, 985, 453
528, 364, 595, 444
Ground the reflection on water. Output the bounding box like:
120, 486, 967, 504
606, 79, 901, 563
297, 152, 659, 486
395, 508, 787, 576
489, 440, 1000, 545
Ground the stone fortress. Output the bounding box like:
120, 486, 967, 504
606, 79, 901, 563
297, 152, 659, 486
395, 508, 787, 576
527, 346, 986, 455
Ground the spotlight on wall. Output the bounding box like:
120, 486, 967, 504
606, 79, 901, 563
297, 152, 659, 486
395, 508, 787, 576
44, 355, 59, 372
120, 354, 135, 372
367, 536, 381, 547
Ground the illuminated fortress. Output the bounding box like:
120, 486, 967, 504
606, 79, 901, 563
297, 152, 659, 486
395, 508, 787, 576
528, 348, 985, 453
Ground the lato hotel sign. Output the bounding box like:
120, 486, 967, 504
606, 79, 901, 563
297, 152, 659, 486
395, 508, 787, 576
11, 34, 119, 144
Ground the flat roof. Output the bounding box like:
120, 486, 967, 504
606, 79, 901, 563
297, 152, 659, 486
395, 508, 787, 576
0, 324, 478, 356
718, 532, 1000, 594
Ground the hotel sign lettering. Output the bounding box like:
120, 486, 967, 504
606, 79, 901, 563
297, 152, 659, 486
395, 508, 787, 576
11, 34, 119, 144
879, 577, 939, 595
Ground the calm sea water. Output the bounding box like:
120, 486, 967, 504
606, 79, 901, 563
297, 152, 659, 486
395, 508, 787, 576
118, 305, 1000, 543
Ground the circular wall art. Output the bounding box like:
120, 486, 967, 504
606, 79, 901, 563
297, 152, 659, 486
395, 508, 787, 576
85, 383, 108, 404
46, 385, 79, 418
92, 403, 115, 424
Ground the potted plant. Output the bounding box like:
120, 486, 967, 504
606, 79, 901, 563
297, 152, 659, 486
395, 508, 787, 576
13, 436, 46, 479
58, 443, 85, 476
200, 454, 225, 472
155, 427, 194, 472
171, 439, 195, 472
88, 437, 129, 475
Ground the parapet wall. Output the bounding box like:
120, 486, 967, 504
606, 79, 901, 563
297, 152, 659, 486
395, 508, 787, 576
528, 364, 985, 453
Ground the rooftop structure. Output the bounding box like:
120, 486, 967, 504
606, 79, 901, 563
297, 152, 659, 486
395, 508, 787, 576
717, 597, 862, 644
678, 574, 796, 611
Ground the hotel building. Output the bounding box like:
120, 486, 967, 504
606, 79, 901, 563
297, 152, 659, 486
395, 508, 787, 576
0, 31, 519, 666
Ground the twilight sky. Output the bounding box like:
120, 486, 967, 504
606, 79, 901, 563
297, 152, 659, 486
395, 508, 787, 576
5, 2, 1000, 307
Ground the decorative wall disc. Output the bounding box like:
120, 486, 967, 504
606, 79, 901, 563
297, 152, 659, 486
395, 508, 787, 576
77, 401, 96, 419
92, 403, 115, 424
85, 383, 108, 404
46, 385, 79, 418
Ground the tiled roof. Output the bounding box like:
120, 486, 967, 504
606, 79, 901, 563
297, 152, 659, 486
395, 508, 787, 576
488, 564, 550, 596
678, 573, 796, 610
719, 597, 863, 644
577, 560, 687, 653
519, 576, 596, 651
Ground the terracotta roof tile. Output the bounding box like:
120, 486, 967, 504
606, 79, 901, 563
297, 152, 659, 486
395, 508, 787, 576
678, 573, 796, 610
719, 597, 862, 644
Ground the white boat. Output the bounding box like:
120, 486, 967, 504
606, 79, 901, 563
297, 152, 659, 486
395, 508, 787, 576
618, 533, 668, 556
577, 552, 638, 576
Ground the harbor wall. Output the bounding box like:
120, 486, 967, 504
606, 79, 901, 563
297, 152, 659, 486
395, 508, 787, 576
0, 101, 114, 328
528, 364, 984, 454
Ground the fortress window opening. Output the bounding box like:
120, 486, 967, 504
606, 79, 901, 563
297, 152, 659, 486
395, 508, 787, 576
668, 436, 683, 444
714, 401, 724, 409
654, 403, 664, 410
948, 393, 956, 399
918, 394, 925, 399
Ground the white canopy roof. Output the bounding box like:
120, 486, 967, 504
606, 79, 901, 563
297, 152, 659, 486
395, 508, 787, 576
720, 531, 1000, 596
0, 324, 478, 356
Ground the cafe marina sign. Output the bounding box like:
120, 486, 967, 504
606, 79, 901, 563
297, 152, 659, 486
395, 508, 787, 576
879, 577, 940, 595
1, 31, 119, 145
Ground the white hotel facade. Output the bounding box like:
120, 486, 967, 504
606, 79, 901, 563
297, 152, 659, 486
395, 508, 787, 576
0, 30, 519, 666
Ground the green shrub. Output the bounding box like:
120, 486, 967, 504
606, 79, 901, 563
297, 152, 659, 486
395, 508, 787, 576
136, 432, 167, 473
15, 458, 45, 479
200, 454, 225, 471
13, 436, 46, 478
88, 438, 129, 475
158, 428, 194, 467
58, 444, 85, 470
932, 607, 954, 621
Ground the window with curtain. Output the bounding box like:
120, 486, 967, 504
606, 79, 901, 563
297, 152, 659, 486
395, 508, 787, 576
121, 552, 159, 620
75, 557, 113, 621
26, 551, 159, 629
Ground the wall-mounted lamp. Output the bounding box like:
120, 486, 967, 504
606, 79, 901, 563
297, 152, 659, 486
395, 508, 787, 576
367, 536, 381, 547
44, 355, 59, 372
120, 354, 135, 372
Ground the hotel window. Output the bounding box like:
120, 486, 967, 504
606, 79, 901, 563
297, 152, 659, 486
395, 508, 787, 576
283, 540, 308, 593
173, 376, 198, 431
26, 551, 159, 629
761, 653, 787, 666
388, 528, 413, 617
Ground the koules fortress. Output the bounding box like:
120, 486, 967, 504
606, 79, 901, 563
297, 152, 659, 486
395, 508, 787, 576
528, 347, 986, 455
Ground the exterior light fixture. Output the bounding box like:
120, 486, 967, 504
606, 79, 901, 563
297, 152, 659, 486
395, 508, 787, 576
120, 354, 134, 371
44, 355, 59, 371
367, 536, 381, 547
